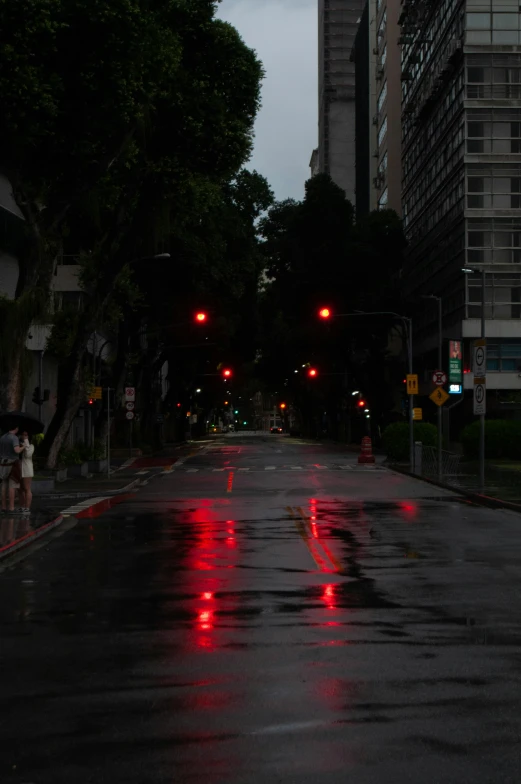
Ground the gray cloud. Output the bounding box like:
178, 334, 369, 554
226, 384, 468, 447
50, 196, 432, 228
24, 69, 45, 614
217, 0, 317, 201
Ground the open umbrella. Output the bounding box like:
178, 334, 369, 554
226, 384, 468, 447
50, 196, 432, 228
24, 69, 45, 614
0, 411, 44, 435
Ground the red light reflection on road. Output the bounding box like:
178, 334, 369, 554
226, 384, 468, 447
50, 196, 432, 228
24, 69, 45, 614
399, 501, 418, 521
322, 583, 336, 610
198, 609, 214, 631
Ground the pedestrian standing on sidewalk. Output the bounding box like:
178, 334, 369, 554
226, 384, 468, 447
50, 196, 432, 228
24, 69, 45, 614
0, 427, 25, 513
19, 431, 34, 516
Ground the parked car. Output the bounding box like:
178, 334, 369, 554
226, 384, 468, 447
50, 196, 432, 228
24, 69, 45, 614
270, 427, 283, 434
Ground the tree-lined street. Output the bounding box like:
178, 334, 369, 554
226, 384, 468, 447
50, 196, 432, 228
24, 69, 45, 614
3, 436, 521, 782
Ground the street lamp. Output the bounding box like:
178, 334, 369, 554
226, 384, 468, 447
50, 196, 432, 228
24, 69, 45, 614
462, 266, 486, 492
422, 294, 443, 481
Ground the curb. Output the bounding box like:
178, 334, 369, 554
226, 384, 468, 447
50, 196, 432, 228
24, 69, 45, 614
0, 514, 65, 562
390, 465, 521, 514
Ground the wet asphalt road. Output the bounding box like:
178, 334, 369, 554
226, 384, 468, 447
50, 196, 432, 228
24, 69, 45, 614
3, 435, 521, 783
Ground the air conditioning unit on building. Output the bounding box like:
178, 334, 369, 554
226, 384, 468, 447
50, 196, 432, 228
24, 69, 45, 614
373, 149, 380, 158
372, 114, 379, 126
376, 66, 384, 79
373, 47, 379, 56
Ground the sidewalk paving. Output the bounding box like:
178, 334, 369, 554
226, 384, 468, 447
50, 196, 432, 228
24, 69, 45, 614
0, 444, 196, 562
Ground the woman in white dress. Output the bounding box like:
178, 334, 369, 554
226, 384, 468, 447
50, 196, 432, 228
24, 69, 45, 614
19, 431, 34, 515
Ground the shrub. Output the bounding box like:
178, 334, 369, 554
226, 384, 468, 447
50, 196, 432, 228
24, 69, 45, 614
382, 422, 437, 462
460, 419, 521, 459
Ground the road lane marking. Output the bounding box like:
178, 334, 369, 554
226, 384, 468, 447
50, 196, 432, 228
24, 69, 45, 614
314, 465, 328, 470
289, 466, 303, 470
186, 469, 199, 473
265, 466, 276, 470
286, 506, 330, 572
227, 472, 234, 493
296, 506, 343, 573
238, 468, 250, 471
213, 468, 225, 472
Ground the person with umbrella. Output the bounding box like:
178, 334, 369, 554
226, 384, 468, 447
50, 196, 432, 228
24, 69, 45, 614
0, 426, 26, 514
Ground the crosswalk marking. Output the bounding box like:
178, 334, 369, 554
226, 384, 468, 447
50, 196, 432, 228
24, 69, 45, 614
186, 469, 199, 473
265, 466, 276, 470
213, 468, 225, 472
290, 466, 303, 470
238, 468, 250, 472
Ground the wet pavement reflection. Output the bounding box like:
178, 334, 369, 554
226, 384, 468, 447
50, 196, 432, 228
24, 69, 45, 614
3, 439, 521, 782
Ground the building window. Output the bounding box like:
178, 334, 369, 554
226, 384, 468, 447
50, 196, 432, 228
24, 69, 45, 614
378, 188, 388, 209
377, 82, 387, 114
378, 116, 387, 147
486, 343, 521, 372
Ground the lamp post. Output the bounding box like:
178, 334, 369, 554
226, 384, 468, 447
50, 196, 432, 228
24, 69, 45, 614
423, 295, 443, 481
320, 309, 414, 469
463, 267, 486, 493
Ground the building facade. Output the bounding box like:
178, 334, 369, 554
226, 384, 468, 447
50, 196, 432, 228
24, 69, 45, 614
400, 0, 521, 405
318, 0, 366, 203
353, 0, 402, 216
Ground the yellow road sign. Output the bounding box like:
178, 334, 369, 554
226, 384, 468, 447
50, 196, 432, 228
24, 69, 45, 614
91, 386, 102, 400
429, 387, 449, 407
413, 407, 423, 421
407, 374, 418, 395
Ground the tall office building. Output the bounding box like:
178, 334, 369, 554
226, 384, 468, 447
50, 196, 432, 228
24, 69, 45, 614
352, 0, 402, 216
401, 0, 521, 405
318, 0, 366, 204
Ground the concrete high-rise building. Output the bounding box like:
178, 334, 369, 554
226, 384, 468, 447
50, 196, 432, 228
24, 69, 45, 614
352, 0, 402, 217
401, 0, 521, 407
318, 0, 366, 204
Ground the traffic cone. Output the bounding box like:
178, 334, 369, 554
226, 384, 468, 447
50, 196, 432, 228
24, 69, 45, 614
358, 436, 376, 465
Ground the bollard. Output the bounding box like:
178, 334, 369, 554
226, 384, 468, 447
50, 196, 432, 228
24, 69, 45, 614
358, 436, 376, 465
414, 441, 422, 475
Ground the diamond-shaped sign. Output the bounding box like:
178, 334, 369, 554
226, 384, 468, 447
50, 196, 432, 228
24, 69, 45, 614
429, 387, 449, 407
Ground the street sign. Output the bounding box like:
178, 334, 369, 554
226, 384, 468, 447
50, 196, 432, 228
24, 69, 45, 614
429, 387, 450, 407
91, 386, 102, 400
413, 408, 423, 421
449, 340, 462, 384
449, 384, 462, 395
473, 340, 487, 377
432, 370, 447, 387
125, 401, 134, 411
126, 411, 134, 420
473, 378, 486, 415
406, 374, 419, 395
125, 386, 136, 402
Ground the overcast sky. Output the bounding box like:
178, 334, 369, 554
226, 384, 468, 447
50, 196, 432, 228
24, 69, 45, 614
217, 0, 317, 202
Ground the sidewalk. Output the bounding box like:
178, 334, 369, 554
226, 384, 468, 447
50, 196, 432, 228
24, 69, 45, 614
0, 444, 195, 562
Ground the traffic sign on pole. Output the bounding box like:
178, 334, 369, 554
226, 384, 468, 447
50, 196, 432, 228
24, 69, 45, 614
125, 401, 134, 411
126, 411, 135, 420
413, 408, 423, 421
125, 386, 136, 402
432, 370, 447, 387
473, 340, 487, 377
406, 374, 418, 395
429, 387, 450, 407
473, 378, 486, 415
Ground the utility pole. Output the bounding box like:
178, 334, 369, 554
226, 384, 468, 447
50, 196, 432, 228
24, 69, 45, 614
437, 296, 443, 482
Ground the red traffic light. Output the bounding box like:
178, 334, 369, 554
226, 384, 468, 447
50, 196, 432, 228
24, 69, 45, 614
319, 307, 331, 319
280, 402, 287, 409
357, 400, 366, 408
88, 398, 94, 405
176, 402, 182, 408
223, 368, 232, 378
308, 368, 318, 378
195, 312, 207, 323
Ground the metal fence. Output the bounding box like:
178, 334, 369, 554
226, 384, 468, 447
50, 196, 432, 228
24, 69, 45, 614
414, 442, 461, 480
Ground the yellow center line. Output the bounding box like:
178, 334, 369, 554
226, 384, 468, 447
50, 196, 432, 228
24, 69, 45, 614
286, 506, 330, 571
295, 506, 344, 573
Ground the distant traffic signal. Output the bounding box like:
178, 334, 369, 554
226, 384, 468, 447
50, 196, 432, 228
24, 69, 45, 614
319, 307, 331, 319
357, 400, 366, 408
223, 368, 232, 378
280, 403, 287, 409
308, 368, 318, 378
195, 312, 207, 323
